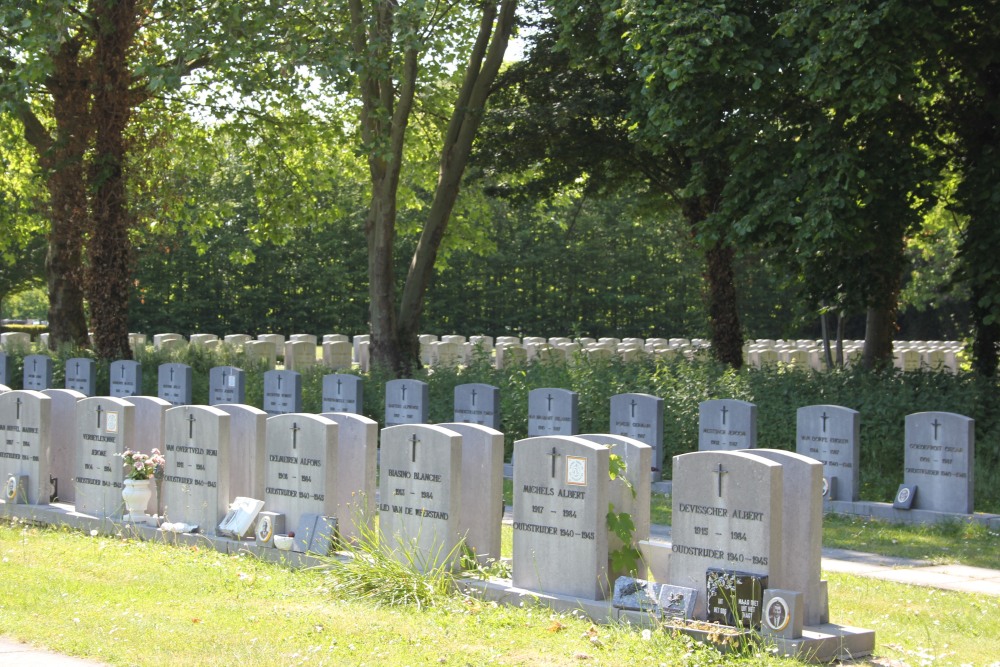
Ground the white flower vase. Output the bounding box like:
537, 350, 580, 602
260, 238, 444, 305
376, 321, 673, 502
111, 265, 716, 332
122, 478, 152, 521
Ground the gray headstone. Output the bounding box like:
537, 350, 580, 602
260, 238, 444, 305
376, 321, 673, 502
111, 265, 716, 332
796, 405, 860, 502
64, 358, 97, 397
610, 393, 664, 481
158, 363, 193, 406
527, 388, 578, 437
658, 584, 698, 620
0, 353, 11, 386
262, 370, 303, 415
439, 422, 504, 563
384, 379, 429, 426
577, 434, 652, 579
264, 414, 338, 533
698, 399, 757, 451
319, 412, 378, 542
22, 354, 53, 391
73, 396, 136, 517
904, 411, 975, 514
321, 374, 363, 414
322, 341, 354, 370
215, 404, 267, 499
0, 390, 52, 505
512, 435, 610, 600
161, 405, 232, 532
762, 589, 804, 640
209, 366, 246, 406
1, 332, 31, 352
612, 577, 662, 612
243, 340, 277, 370
752, 449, 826, 626
109, 360, 142, 398
668, 450, 783, 619
42, 389, 85, 504
453, 383, 501, 430
285, 340, 317, 371
224, 334, 252, 347
378, 424, 464, 572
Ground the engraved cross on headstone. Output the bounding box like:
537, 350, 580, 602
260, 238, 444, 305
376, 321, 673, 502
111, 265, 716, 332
630, 398, 637, 419
821, 412, 829, 433
15, 397, 21, 420
721, 405, 728, 426
96, 404, 104, 429
336, 378, 343, 394
471, 389, 478, 407
932, 418, 942, 440
121, 364, 126, 380
291, 422, 300, 449
546, 393, 554, 411
276, 374, 283, 390
411, 433, 419, 463
187, 413, 197, 438
400, 385, 407, 402
713, 463, 728, 498
169, 367, 175, 383
547, 446, 560, 479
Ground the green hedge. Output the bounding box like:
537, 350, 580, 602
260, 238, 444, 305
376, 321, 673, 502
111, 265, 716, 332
3, 344, 998, 512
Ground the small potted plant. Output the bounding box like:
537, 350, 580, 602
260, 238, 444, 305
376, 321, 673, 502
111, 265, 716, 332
118, 448, 165, 520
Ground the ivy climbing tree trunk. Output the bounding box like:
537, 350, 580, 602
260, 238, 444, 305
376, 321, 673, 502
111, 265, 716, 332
86, 0, 139, 360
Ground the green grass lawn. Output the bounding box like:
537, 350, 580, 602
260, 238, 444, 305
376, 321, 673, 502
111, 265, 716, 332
2, 521, 1000, 666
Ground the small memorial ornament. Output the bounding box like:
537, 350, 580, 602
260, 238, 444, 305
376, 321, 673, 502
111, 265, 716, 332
117, 447, 165, 520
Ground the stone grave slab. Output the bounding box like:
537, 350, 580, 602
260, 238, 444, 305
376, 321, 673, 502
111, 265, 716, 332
512, 435, 610, 600
73, 396, 135, 517
22, 355, 53, 391
527, 388, 578, 437
42, 389, 85, 504
1, 332, 31, 352
224, 334, 252, 347
384, 379, 429, 426
244, 340, 277, 369
264, 414, 338, 534
612, 577, 661, 613
904, 411, 975, 514
322, 374, 363, 414
215, 404, 266, 499
668, 450, 782, 619
160, 405, 231, 532
0, 390, 52, 505
706, 568, 767, 628
378, 424, 463, 572
64, 358, 96, 396
109, 360, 142, 398
610, 392, 664, 481
285, 340, 317, 371
263, 370, 302, 415
318, 412, 377, 542
453, 383, 501, 430
752, 449, 826, 626
698, 399, 757, 451
796, 405, 860, 502
322, 341, 353, 370
658, 584, 698, 620
439, 422, 504, 562
158, 363, 193, 406
209, 366, 246, 406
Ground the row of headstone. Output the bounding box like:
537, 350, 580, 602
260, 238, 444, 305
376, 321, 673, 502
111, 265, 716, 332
700, 398, 976, 515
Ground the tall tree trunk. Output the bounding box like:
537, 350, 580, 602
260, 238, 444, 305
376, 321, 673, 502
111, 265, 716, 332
704, 239, 743, 368
86, 0, 140, 360
18, 40, 92, 349
971, 282, 1000, 376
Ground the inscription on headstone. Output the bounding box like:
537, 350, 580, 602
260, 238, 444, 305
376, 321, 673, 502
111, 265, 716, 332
263, 414, 338, 534
74, 397, 135, 517
706, 569, 767, 629
698, 399, 757, 451
209, 366, 246, 406
667, 450, 782, 619
22, 355, 53, 391
453, 383, 501, 430
109, 360, 142, 398
384, 379, 429, 427
378, 424, 463, 572
0, 390, 52, 505
796, 405, 860, 502
512, 435, 609, 600
527, 388, 578, 437
904, 411, 974, 514
262, 370, 303, 415
64, 358, 97, 396
160, 405, 231, 532
322, 374, 363, 414
610, 393, 664, 481
157, 363, 193, 406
